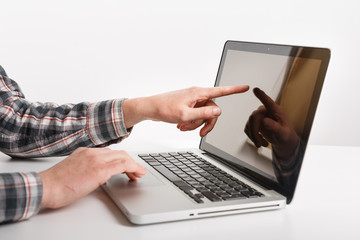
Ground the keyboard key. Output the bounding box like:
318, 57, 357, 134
169, 152, 180, 156
173, 181, 189, 187
179, 185, 194, 191
189, 173, 202, 178
196, 187, 208, 192
208, 185, 220, 190
226, 189, 239, 195
200, 173, 212, 178
194, 177, 206, 182
180, 166, 191, 171
190, 183, 203, 188
212, 180, 223, 185
234, 186, 247, 191
194, 193, 204, 199
240, 190, 259, 198
185, 171, 198, 176
206, 176, 217, 181
153, 165, 182, 182
202, 181, 214, 187
212, 189, 226, 195
177, 173, 188, 178
158, 159, 168, 163
223, 194, 247, 200
186, 180, 198, 185
147, 161, 161, 166
218, 193, 231, 199
181, 176, 194, 181
178, 151, 189, 154
202, 191, 222, 202
173, 170, 183, 174
167, 166, 178, 170
159, 153, 171, 157
149, 153, 160, 157
221, 186, 233, 191
193, 198, 204, 204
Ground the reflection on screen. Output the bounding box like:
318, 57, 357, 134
204, 49, 321, 190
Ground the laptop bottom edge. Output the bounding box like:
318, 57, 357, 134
102, 184, 285, 225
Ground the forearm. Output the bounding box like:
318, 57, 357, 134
0, 99, 131, 158
0, 172, 42, 223
0, 67, 131, 157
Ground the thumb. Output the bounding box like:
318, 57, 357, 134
186, 106, 221, 121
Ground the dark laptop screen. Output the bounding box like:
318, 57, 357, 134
200, 41, 330, 203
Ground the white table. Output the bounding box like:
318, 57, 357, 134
1, 144, 360, 240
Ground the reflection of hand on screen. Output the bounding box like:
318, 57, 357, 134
244, 87, 300, 162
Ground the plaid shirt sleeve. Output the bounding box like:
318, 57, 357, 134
0, 172, 42, 223
0, 65, 131, 157
0, 65, 132, 223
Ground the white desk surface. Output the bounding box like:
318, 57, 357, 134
1, 143, 360, 240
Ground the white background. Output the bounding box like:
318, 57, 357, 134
1, 0, 359, 147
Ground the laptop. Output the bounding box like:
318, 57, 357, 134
102, 40, 331, 224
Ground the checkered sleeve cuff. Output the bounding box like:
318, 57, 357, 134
0, 172, 42, 223
87, 98, 131, 145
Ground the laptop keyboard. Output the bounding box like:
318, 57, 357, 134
139, 151, 264, 204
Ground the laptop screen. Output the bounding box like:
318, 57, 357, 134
200, 41, 330, 203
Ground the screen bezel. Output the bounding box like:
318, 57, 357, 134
200, 40, 331, 204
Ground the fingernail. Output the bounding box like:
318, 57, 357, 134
213, 108, 220, 116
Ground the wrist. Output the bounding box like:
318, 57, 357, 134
38, 170, 56, 209
123, 97, 155, 128
38, 171, 49, 208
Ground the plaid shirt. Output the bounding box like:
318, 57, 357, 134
0, 65, 131, 223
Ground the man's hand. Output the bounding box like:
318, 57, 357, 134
123, 85, 249, 137
38, 147, 146, 209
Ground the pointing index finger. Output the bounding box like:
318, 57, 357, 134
206, 85, 250, 99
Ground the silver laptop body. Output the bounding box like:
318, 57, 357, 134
102, 41, 331, 225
